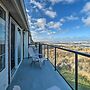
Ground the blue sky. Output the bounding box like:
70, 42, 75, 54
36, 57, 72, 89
24, 0, 90, 42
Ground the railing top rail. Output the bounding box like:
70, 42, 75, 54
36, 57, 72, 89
57, 46, 90, 57
32, 42, 90, 58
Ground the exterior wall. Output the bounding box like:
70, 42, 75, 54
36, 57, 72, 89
21, 30, 23, 61
24, 31, 28, 58
15, 26, 23, 69
15, 26, 23, 68
0, 1, 29, 90
0, 2, 8, 90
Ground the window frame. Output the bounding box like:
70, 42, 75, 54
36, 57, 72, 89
0, 3, 7, 72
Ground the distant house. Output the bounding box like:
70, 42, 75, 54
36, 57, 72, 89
0, 0, 31, 89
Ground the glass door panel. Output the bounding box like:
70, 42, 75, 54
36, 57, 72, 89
11, 22, 15, 70
17, 28, 21, 64
0, 6, 6, 72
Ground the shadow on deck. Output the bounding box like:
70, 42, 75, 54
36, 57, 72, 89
7, 59, 72, 90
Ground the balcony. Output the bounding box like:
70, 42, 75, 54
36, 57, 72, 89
7, 42, 90, 90
7, 59, 72, 90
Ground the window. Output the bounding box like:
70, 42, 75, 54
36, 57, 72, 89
0, 6, 6, 72
18, 28, 21, 64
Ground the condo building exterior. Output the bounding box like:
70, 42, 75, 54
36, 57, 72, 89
1, 0, 87, 90
0, 0, 30, 89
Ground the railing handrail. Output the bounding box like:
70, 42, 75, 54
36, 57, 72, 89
29, 43, 90, 58
56, 46, 90, 57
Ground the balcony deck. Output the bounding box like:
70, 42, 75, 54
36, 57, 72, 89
7, 59, 72, 90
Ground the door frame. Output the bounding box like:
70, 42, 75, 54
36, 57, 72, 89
0, 2, 9, 89
0, 1, 8, 72
9, 17, 23, 83
9, 17, 17, 82
16, 25, 22, 67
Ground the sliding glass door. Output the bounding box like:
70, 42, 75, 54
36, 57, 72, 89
0, 6, 6, 72
11, 22, 15, 71
17, 28, 21, 64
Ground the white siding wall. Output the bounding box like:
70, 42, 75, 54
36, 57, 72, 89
15, 27, 23, 69
0, 2, 29, 90
21, 30, 23, 61
24, 31, 28, 58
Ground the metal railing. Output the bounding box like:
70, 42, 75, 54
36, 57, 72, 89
29, 42, 90, 90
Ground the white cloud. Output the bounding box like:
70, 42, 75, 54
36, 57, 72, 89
40, 30, 47, 33
31, 30, 38, 40
63, 0, 75, 3
66, 15, 78, 21
47, 31, 56, 35
59, 15, 78, 24
81, 2, 90, 15
27, 14, 31, 20
81, 2, 90, 26
48, 21, 62, 29
49, 0, 75, 5
82, 16, 90, 26
30, 0, 43, 9
31, 24, 34, 28
45, 10, 57, 18
76, 26, 80, 29
47, 32, 52, 35
60, 18, 65, 23
49, 0, 61, 5
48, 6, 53, 10
27, 14, 31, 26
30, 0, 57, 18
26, 8, 29, 13
37, 18, 46, 29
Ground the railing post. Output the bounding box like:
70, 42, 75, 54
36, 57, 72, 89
35, 42, 37, 49
39, 43, 42, 58
75, 53, 78, 90
55, 47, 56, 71
47, 45, 49, 60
44, 45, 45, 58
48, 46, 49, 59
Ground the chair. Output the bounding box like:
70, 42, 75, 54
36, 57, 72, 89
28, 46, 46, 68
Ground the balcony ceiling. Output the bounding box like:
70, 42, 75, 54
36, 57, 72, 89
1, 0, 29, 30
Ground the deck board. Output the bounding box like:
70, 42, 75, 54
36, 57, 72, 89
7, 59, 72, 90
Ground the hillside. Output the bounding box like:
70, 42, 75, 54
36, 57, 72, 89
44, 44, 90, 89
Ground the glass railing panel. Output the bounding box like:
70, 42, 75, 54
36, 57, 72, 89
48, 46, 55, 66
35, 43, 90, 90
42, 45, 44, 56
36, 44, 39, 53
78, 55, 90, 90
56, 49, 75, 89
44, 45, 47, 59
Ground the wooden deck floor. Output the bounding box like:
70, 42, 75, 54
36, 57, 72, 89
7, 59, 72, 90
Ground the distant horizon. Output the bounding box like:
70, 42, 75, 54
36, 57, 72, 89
33, 39, 90, 44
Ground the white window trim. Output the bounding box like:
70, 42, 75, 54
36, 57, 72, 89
0, 1, 8, 72
9, 17, 17, 81
10, 17, 23, 82
17, 26, 22, 66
